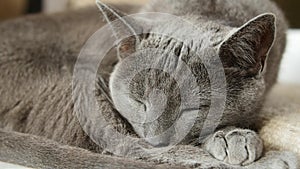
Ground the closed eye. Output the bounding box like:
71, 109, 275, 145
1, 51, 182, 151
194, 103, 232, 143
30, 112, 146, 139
132, 97, 147, 112
180, 108, 200, 114
180, 105, 210, 114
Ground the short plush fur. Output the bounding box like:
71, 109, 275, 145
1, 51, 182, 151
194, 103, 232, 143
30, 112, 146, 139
0, 0, 298, 168
109, 0, 286, 144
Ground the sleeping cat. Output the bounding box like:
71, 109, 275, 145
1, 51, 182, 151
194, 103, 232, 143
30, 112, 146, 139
0, 0, 298, 168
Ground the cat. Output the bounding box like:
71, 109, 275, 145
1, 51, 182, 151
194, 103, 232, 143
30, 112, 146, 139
0, 0, 298, 168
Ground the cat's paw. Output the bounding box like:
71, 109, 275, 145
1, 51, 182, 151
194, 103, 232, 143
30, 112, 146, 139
202, 128, 263, 166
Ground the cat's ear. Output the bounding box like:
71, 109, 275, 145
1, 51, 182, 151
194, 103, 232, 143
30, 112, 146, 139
219, 13, 276, 77
96, 0, 142, 59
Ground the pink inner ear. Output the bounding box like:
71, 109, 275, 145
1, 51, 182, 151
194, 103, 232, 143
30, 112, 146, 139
97, 0, 142, 60
118, 36, 138, 60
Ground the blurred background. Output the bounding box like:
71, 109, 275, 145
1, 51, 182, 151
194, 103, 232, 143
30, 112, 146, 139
0, 0, 299, 84
0, 0, 299, 27
0, 0, 146, 19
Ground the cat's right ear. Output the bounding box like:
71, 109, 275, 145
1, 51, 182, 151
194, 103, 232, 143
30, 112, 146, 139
96, 0, 142, 59
218, 13, 276, 77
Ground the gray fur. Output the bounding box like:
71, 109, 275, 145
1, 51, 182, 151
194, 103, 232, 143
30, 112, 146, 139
108, 0, 285, 155
0, 0, 298, 169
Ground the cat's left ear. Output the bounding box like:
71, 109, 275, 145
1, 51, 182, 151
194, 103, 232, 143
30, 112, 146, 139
96, 0, 142, 59
219, 13, 276, 77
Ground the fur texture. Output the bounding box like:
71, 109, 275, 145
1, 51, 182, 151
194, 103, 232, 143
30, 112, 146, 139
109, 0, 287, 143
0, 1, 298, 168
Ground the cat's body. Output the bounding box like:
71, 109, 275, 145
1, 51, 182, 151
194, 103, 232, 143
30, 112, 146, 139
0, 0, 297, 168
0, 6, 111, 153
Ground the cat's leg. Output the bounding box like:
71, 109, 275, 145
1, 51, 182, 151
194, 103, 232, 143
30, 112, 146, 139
146, 144, 298, 169
1, 128, 297, 169
145, 126, 298, 169
201, 127, 263, 166
0, 129, 175, 169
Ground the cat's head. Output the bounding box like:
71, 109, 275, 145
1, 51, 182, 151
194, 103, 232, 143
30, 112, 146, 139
97, 2, 276, 146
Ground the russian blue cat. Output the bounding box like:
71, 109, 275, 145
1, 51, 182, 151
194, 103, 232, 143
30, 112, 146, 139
0, 0, 298, 168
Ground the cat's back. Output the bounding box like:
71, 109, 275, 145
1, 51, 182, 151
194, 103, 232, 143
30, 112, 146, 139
143, 0, 286, 28
142, 0, 287, 48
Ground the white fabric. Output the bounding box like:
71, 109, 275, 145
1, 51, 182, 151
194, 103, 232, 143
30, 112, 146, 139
279, 30, 300, 84
0, 162, 31, 169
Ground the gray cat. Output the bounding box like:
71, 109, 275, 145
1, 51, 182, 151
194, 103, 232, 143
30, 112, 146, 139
0, 0, 298, 168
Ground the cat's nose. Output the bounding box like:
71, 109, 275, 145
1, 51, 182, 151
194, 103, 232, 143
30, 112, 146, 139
142, 89, 168, 123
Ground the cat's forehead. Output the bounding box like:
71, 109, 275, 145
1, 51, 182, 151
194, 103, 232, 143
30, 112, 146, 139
138, 32, 218, 59
139, 19, 230, 54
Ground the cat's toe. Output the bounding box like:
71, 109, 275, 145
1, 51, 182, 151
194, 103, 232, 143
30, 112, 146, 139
202, 128, 263, 166
202, 131, 228, 162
